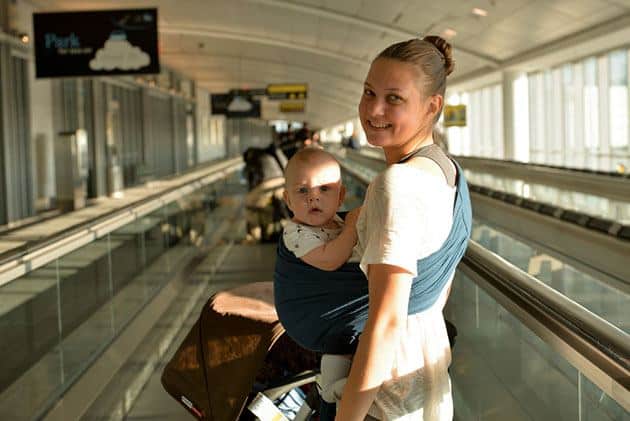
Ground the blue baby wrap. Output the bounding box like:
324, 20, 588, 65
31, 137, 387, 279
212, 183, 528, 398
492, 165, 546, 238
274, 161, 472, 354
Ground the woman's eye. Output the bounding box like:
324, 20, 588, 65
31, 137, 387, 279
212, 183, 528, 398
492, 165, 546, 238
387, 94, 402, 103
363, 88, 374, 96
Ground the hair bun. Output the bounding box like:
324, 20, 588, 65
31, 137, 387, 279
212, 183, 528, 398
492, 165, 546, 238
422, 35, 455, 76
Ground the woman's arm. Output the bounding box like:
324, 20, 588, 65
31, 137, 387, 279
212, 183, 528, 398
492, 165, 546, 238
335, 263, 412, 420
300, 208, 362, 271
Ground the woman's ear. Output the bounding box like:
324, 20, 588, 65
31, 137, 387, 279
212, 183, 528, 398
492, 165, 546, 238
428, 95, 444, 120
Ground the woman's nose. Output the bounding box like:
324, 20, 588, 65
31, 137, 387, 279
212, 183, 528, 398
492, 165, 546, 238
367, 98, 385, 117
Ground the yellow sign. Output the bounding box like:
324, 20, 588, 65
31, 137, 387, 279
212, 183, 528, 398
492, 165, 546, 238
279, 101, 305, 113
267, 83, 308, 100
443, 104, 466, 127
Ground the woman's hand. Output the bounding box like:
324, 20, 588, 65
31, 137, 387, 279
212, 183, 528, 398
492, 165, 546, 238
335, 264, 412, 420
344, 206, 362, 229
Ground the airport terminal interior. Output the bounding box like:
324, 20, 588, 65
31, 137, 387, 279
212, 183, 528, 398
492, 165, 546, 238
0, 0, 628, 420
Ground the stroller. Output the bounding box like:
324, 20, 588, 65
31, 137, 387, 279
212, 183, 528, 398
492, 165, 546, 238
161, 281, 321, 420
160, 281, 459, 420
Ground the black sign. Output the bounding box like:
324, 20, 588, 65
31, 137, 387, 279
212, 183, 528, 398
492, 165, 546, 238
211, 93, 261, 118
33, 8, 160, 78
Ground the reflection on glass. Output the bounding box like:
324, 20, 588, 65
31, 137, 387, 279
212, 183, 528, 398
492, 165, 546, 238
464, 170, 630, 223
0, 172, 239, 419
471, 222, 629, 333
445, 272, 627, 420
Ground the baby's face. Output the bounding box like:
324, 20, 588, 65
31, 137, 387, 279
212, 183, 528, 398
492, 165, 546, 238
284, 157, 345, 227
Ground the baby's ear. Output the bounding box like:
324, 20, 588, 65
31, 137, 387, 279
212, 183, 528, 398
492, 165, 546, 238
282, 189, 290, 206
339, 185, 346, 205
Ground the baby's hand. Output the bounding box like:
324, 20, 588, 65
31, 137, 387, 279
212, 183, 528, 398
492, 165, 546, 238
344, 206, 362, 229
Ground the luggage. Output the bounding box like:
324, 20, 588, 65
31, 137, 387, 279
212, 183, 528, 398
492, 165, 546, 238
161, 282, 285, 420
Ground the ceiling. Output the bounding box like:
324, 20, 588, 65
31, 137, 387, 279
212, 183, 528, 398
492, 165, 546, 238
28, 0, 630, 128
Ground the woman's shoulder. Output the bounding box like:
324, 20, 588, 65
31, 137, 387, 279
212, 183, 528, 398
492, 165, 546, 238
372, 160, 453, 194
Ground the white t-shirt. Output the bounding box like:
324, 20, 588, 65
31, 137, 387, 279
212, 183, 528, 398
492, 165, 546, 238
353, 158, 456, 420
283, 215, 361, 262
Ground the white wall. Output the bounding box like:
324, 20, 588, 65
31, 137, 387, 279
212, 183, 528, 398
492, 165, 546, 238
196, 87, 226, 163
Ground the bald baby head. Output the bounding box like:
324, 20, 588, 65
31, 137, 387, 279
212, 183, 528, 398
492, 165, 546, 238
284, 148, 341, 186
283, 148, 346, 227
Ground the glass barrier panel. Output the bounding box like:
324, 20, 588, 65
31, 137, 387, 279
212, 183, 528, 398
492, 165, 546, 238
445, 272, 628, 420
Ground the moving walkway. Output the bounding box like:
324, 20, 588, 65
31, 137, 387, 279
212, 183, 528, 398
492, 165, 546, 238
0, 155, 627, 420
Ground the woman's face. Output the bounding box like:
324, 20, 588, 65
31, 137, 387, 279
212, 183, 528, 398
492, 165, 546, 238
359, 58, 434, 150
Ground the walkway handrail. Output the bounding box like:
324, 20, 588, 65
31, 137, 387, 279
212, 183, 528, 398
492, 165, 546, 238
338, 156, 630, 412
465, 241, 629, 364
0, 157, 243, 288
454, 154, 630, 203
462, 243, 629, 410
452, 154, 630, 180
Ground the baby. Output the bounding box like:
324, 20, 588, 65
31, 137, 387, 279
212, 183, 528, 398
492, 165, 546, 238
282, 148, 361, 271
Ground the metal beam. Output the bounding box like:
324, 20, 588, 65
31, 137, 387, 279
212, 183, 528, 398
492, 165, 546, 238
246, 0, 501, 67
160, 25, 369, 66
161, 52, 365, 86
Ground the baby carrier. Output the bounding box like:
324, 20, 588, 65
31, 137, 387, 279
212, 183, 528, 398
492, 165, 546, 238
274, 144, 472, 354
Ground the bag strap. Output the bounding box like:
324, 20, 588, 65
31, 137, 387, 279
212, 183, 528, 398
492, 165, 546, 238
398, 144, 456, 187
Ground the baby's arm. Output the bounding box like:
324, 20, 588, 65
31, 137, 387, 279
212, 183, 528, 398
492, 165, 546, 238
301, 208, 361, 271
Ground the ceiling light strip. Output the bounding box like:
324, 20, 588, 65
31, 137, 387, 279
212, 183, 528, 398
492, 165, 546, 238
160, 25, 368, 66
247, 0, 500, 67
161, 52, 365, 85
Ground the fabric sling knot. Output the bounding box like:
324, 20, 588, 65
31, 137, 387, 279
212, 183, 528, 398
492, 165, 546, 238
274, 147, 472, 354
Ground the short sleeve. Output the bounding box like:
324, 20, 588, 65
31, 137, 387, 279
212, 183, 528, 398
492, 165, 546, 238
358, 165, 454, 277
282, 222, 328, 258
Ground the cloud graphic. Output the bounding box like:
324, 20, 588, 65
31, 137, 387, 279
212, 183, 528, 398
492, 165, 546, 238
89, 37, 151, 71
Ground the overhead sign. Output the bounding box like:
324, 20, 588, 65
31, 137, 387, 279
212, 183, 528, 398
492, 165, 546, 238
443, 104, 466, 127
267, 83, 308, 100
279, 101, 305, 113
211, 93, 261, 118
33, 8, 159, 78
234, 88, 267, 97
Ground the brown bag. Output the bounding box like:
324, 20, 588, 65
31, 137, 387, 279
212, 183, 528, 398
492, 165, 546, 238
161, 282, 285, 420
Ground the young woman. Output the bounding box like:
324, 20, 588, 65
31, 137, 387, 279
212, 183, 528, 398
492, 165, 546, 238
336, 36, 460, 420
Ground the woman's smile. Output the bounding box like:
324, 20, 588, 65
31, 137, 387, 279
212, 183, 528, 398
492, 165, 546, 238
366, 120, 392, 130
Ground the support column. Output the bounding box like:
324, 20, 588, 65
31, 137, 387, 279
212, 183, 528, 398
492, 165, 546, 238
0, 42, 8, 224
90, 80, 108, 197
501, 70, 518, 161
0, 0, 8, 34
170, 97, 180, 174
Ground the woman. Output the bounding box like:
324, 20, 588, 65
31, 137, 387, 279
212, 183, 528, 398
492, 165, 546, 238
336, 36, 460, 420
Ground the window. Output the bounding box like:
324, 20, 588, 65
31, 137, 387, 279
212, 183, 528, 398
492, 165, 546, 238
563, 64, 577, 152
445, 86, 501, 159
609, 50, 628, 148
583, 57, 599, 149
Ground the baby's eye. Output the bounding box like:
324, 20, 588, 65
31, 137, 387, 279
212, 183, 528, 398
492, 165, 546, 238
298, 187, 308, 194
320, 186, 329, 192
